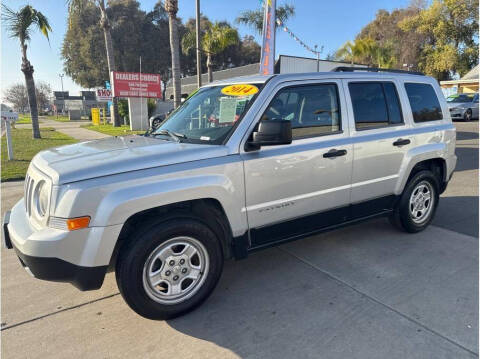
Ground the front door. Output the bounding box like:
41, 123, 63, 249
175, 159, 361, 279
241, 80, 353, 247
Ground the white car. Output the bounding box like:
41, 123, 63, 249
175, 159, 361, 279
4, 68, 456, 319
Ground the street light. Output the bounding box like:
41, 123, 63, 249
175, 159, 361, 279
59, 74, 65, 114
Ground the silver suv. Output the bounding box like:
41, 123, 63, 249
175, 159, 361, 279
4, 69, 457, 319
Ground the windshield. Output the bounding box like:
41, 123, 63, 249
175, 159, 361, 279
446, 94, 474, 103
154, 83, 263, 144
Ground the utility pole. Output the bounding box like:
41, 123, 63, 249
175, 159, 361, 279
59, 73, 65, 114
314, 45, 320, 72
196, 0, 202, 88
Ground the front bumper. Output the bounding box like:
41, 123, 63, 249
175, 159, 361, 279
4, 200, 122, 291
449, 108, 465, 119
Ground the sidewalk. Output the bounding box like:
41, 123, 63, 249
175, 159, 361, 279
15, 117, 110, 141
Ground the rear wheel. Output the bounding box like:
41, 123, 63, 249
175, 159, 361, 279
116, 218, 223, 320
390, 170, 439, 233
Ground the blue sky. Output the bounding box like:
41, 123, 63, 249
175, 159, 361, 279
1, 0, 410, 96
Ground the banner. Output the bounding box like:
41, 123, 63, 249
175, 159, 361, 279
259, 0, 276, 75
111, 71, 162, 98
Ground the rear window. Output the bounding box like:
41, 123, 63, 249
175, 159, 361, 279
405, 83, 443, 123
348, 82, 404, 130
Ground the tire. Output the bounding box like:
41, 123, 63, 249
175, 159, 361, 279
389, 170, 439, 233
115, 217, 224, 320
464, 109, 472, 122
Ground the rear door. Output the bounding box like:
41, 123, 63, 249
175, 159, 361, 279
472, 94, 479, 118
343, 79, 409, 216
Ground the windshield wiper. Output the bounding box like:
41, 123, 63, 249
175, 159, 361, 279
155, 129, 187, 142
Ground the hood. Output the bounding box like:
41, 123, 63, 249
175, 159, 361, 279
32, 135, 229, 184
447, 102, 469, 109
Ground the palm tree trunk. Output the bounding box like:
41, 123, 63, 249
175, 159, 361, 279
207, 54, 213, 83
21, 45, 40, 139
168, 14, 181, 108
100, 4, 120, 127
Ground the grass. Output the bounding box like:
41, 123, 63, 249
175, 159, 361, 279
16, 114, 32, 124
81, 123, 145, 136
49, 115, 71, 122
1, 128, 78, 181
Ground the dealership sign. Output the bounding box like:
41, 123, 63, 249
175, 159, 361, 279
96, 88, 112, 102
111, 71, 161, 98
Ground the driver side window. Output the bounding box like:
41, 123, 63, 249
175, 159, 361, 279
261, 83, 341, 139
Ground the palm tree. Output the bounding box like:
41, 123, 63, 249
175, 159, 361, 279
236, 4, 295, 35
2, 4, 52, 139
182, 22, 239, 83
165, 0, 181, 109
67, 0, 120, 126
336, 38, 376, 66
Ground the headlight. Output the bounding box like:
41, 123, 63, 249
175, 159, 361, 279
34, 180, 49, 217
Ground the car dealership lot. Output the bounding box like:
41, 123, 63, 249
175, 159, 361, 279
1, 121, 478, 359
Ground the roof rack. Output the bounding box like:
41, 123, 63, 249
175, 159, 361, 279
332, 66, 425, 76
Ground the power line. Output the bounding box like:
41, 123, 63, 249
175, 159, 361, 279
275, 18, 323, 57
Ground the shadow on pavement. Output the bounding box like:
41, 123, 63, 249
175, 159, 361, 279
454, 147, 479, 172
456, 131, 479, 141
434, 196, 479, 237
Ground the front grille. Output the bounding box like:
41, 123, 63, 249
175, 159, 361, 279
24, 173, 35, 217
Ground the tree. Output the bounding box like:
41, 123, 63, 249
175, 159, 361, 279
399, 0, 479, 79
336, 38, 376, 65
165, 0, 181, 108
182, 21, 239, 82
2, 4, 52, 139
3, 83, 29, 113
236, 4, 295, 35
356, 5, 426, 71
35, 81, 52, 113
67, 0, 121, 126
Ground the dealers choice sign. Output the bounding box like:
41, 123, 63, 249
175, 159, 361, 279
111, 71, 162, 98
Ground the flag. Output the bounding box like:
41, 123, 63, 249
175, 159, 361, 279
259, 0, 276, 75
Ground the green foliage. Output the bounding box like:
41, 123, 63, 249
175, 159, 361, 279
399, 0, 479, 79
182, 20, 239, 59
147, 99, 157, 117
236, 4, 295, 34
118, 99, 129, 121
1, 128, 77, 181
337, 0, 478, 80
2, 4, 52, 45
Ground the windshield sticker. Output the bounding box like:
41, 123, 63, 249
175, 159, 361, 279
200, 136, 211, 141
219, 97, 237, 123
221, 84, 259, 97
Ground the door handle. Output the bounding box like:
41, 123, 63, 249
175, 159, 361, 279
323, 149, 347, 158
393, 138, 410, 147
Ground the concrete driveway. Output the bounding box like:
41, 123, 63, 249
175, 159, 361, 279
1, 122, 478, 358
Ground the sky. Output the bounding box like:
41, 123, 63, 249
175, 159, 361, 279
1, 0, 411, 97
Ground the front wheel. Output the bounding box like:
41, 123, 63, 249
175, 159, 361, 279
116, 218, 224, 320
390, 170, 439, 233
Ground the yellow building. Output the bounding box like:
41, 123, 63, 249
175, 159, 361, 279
440, 65, 479, 95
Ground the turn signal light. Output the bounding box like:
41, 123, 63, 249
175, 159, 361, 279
66, 217, 90, 231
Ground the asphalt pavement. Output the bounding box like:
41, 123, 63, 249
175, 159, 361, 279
1, 121, 478, 359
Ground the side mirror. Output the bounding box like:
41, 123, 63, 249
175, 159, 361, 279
246, 119, 292, 151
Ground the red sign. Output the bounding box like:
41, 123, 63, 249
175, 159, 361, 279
96, 88, 112, 101
111, 71, 161, 98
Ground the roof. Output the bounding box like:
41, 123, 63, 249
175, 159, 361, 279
461, 64, 479, 80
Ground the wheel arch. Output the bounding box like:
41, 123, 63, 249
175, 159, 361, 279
110, 198, 235, 269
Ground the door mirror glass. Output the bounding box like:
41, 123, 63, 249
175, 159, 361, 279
247, 119, 292, 151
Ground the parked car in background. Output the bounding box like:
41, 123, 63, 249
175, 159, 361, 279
446, 93, 479, 121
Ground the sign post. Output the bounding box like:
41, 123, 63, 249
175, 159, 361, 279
1, 111, 18, 160
259, 0, 276, 75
